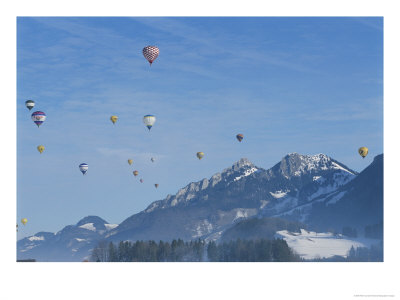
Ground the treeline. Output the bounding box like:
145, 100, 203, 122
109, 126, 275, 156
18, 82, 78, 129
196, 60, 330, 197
91, 239, 205, 262
364, 221, 383, 239
90, 238, 300, 262
341, 221, 383, 239
346, 242, 383, 262
207, 239, 300, 262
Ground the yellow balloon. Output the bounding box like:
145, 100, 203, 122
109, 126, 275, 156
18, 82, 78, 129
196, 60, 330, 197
21, 218, 28, 225
110, 116, 118, 124
358, 147, 368, 158
196, 152, 205, 160
128, 159, 133, 165
37, 145, 45, 154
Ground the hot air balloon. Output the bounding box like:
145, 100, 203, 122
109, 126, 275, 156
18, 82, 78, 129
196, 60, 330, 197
236, 134, 244, 142
143, 115, 156, 130
37, 145, 45, 154
196, 152, 204, 160
140, 178, 144, 183
154, 184, 159, 188
21, 218, 28, 225
358, 147, 369, 158
128, 159, 133, 165
31, 111, 46, 128
143, 46, 159, 66
133, 170, 139, 177
79, 163, 88, 175
25, 100, 35, 111
110, 115, 118, 124
151, 157, 155, 163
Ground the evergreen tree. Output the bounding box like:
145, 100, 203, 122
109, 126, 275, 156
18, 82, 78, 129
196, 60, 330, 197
108, 242, 118, 262
207, 241, 218, 262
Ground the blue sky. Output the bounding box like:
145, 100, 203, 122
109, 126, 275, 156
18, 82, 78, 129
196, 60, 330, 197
17, 17, 383, 238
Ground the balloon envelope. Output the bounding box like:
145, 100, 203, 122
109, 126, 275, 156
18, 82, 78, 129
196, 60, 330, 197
151, 157, 155, 163
143, 46, 159, 65
37, 145, 45, 154
79, 163, 88, 175
236, 134, 244, 142
133, 170, 139, 176
25, 100, 35, 111
143, 115, 156, 130
110, 115, 118, 124
128, 159, 133, 165
31, 111, 46, 127
358, 147, 369, 158
21, 218, 28, 225
154, 184, 159, 188
196, 152, 205, 160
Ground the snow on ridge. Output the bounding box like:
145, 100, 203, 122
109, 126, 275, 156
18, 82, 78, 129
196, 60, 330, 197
204, 231, 223, 243
233, 209, 248, 221
145, 202, 160, 213
326, 191, 346, 205
75, 238, 86, 242
28, 236, 44, 241
292, 154, 331, 176
234, 167, 258, 181
270, 195, 298, 213
288, 153, 355, 177
331, 162, 355, 175
105, 224, 118, 230
20, 245, 38, 252
273, 189, 338, 222
192, 220, 213, 238
269, 190, 288, 199
259, 200, 269, 209
78, 223, 96, 231
308, 178, 351, 201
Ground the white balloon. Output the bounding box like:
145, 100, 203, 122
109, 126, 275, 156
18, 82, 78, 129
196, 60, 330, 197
143, 115, 156, 130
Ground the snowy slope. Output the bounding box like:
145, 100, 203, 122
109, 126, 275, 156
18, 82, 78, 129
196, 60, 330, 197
275, 229, 377, 260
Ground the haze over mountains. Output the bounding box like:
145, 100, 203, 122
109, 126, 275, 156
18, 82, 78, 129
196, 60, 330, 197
17, 153, 383, 261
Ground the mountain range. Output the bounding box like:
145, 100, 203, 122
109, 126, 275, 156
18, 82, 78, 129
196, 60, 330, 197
17, 153, 383, 261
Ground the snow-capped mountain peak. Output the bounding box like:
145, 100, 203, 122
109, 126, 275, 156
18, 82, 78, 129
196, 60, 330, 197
276, 153, 356, 178
144, 158, 261, 212
218, 158, 260, 183
76, 216, 108, 227
232, 158, 254, 170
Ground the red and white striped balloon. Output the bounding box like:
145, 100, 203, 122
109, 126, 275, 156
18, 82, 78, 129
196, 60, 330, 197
142, 46, 159, 65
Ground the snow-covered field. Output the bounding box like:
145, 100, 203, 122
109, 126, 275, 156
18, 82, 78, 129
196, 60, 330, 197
275, 229, 378, 260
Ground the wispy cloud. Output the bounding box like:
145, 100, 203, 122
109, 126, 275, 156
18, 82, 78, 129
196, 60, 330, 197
132, 17, 322, 74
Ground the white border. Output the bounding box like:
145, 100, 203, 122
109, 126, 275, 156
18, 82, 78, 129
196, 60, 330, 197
2, 1, 399, 299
